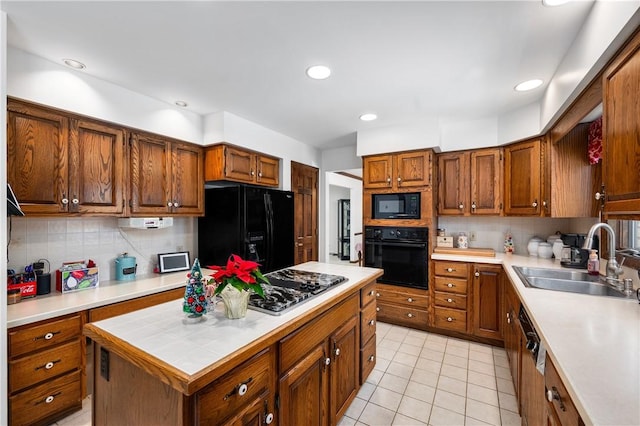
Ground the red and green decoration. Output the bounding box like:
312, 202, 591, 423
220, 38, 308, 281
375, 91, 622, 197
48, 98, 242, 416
210, 254, 268, 298
183, 258, 208, 316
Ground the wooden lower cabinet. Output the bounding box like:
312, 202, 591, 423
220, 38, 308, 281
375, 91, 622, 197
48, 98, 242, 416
360, 282, 377, 385
375, 283, 429, 330
503, 278, 521, 401
520, 341, 546, 426
545, 356, 584, 426
472, 264, 503, 340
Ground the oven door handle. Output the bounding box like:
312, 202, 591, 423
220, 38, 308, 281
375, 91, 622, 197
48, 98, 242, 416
366, 241, 427, 249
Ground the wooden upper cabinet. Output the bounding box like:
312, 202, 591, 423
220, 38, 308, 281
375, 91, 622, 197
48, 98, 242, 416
363, 150, 431, 190
504, 139, 542, 216
130, 132, 203, 216
69, 119, 125, 215
7, 100, 69, 214
602, 29, 640, 214
7, 99, 125, 216
438, 148, 502, 216
437, 152, 469, 215
204, 144, 280, 187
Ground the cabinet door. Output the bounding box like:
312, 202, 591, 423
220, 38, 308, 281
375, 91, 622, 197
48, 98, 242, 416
471, 148, 502, 215
504, 139, 541, 215
330, 316, 359, 425
363, 154, 393, 188
472, 265, 503, 340
130, 133, 172, 214
395, 151, 430, 188
279, 344, 328, 426
225, 146, 256, 183
171, 143, 204, 215
7, 101, 69, 214
603, 31, 640, 213
256, 155, 279, 186
438, 152, 469, 215
69, 119, 125, 215
520, 341, 546, 426
503, 281, 521, 400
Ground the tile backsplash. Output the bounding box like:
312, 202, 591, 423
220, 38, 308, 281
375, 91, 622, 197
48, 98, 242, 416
437, 216, 598, 255
7, 217, 197, 281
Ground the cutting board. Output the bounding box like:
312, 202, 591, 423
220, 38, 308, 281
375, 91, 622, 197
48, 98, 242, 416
433, 247, 496, 257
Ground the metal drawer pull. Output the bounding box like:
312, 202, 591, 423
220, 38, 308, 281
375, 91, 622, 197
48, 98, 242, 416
547, 387, 566, 411
36, 359, 61, 371
369, 355, 375, 362
407, 313, 414, 318
447, 283, 454, 288
369, 290, 375, 296
446, 268, 456, 272
376, 307, 380, 312
265, 413, 274, 424
447, 317, 453, 322
369, 319, 375, 326
223, 377, 253, 400
447, 298, 453, 303
376, 292, 380, 297
407, 297, 413, 302
35, 331, 61, 341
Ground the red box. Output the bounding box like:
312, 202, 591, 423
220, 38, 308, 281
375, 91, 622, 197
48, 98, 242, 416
7, 281, 37, 298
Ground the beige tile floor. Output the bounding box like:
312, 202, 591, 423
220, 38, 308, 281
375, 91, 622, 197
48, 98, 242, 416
51, 322, 520, 426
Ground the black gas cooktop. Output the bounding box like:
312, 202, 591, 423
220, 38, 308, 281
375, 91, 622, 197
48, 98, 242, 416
248, 269, 347, 315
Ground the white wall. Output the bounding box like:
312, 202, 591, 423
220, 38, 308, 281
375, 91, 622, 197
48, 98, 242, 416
324, 172, 363, 262
356, 119, 441, 157
321, 144, 362, 172
7, 47, 203, 144
203, 111, 321, 192
1, 11, 8, 426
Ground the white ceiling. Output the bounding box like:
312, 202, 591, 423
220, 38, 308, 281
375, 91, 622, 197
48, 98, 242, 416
2, 1, 598, 149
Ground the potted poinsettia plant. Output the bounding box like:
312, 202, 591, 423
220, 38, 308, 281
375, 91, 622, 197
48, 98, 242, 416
209, 254, 269, 318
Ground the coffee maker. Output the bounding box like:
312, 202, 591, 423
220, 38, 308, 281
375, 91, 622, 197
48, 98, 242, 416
560, 233, 598, 269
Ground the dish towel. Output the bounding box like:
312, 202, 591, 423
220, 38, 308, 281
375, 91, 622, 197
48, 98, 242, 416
588, 116, 602, 165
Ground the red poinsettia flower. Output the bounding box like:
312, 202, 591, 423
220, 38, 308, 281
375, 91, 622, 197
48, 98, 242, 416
208, 254, 269, 298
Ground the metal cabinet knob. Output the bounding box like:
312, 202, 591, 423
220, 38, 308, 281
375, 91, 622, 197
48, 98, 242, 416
447, 317, 453, 322
546, 387, 566, 411
61, 198, 69, 205
532, 199, 538, 207
407, 313, 414, 318
407, 297, 413, 302
44, 332, 54, 340
376, 307, 380, 312
72, 198, 79, 204
446, 268, 455, 272
325, 357, 331, 366
386, 177, 392, 184
265, 413, 274, 424
471, 202, 477, 210
475, 271, 480, 277
251, 170, 255, 176
595, 192, 603, 200
447, 283, 454, 288
173, 201, 179, 208
397, 177, 402, 183
45, 395, 55, 404
458, 203, 464, 209
369, 290, 375, 296
369, 319, 375, 326
45, 361, 54, 370
238, 383, 248, 396
447, 298, 453, 303
376, 292, 380, 297
368, 355, 375, 362
167, 201, 173, 207
258, 172, 263, 178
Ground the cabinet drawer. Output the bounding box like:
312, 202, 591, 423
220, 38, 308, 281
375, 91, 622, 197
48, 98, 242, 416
376, 303, 428, 329
360, 301, 377, 345
196, 348, 273, 425
360, 335, 376, 384
375, 284, 429, 308
434, 277, 468, 295
434, 292, 467, 310
433, 261, 468, 278
9, 370, 82, 426
9, 339, 82, 393
545, 356, 582, 426
360, 281, 377, 308
434, 307, 467, 332
9, 314, 82, 358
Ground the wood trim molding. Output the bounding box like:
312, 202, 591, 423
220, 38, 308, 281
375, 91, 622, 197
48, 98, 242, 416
335, 171, 362, 181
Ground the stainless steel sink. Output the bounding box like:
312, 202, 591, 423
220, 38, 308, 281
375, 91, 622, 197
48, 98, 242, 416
512, 266, 628, 298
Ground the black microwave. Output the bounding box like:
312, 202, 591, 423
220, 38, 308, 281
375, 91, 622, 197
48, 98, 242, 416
372, 192, 421, 219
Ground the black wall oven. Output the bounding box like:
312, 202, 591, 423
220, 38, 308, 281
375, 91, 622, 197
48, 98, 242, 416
364, 226, 429, 289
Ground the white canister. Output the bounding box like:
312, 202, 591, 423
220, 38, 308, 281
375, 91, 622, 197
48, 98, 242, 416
552, 239, 564, 260
527, 240, 540, 256
457, 232, 469, 249
537, 242, 553, 259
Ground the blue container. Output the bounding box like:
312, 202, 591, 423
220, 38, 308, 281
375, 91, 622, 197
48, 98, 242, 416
115, 253, 137, 281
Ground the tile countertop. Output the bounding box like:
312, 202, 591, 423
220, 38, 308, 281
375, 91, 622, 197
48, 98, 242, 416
83, 262, 382, 383
6, 269, 206, 328
432, 252, 640, 426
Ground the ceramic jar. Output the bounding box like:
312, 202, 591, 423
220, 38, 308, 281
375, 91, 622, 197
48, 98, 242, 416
527, 237, 543, 256
537, 242, 553, 259
457, 232, 469, 249
552, 239, 564, 260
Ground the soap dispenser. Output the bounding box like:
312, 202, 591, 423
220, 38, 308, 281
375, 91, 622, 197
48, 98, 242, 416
587, 249, 600, 276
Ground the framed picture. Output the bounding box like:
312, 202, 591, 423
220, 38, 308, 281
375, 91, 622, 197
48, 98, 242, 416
158, 252, 190, 274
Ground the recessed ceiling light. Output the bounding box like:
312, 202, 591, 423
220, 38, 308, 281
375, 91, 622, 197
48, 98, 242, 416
175, 101, 188, 107
62, 59, 86, 70
306, 65, 331, 80
360, 113, 378, 122
514, 79, 543, 92
542, 0, 570, 6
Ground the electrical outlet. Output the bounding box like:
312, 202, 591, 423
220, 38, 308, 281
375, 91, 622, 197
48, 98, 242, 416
469, 231, 477, 242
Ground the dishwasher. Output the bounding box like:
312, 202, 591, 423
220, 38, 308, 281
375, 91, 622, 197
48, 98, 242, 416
518, 305, 546, 426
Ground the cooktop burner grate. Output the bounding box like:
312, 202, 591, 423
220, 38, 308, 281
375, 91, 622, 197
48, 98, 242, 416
247, 269, 347, 315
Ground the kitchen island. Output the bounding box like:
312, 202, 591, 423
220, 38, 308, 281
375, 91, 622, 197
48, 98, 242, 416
83, 262, 382, 425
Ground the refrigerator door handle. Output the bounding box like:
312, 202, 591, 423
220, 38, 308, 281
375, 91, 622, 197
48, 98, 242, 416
264, 193, 273, 271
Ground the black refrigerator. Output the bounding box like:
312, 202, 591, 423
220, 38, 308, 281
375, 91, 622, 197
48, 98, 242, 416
198, 185, 295, 273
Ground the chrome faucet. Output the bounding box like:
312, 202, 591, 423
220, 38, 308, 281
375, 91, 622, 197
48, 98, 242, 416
583, 222, 624, 281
